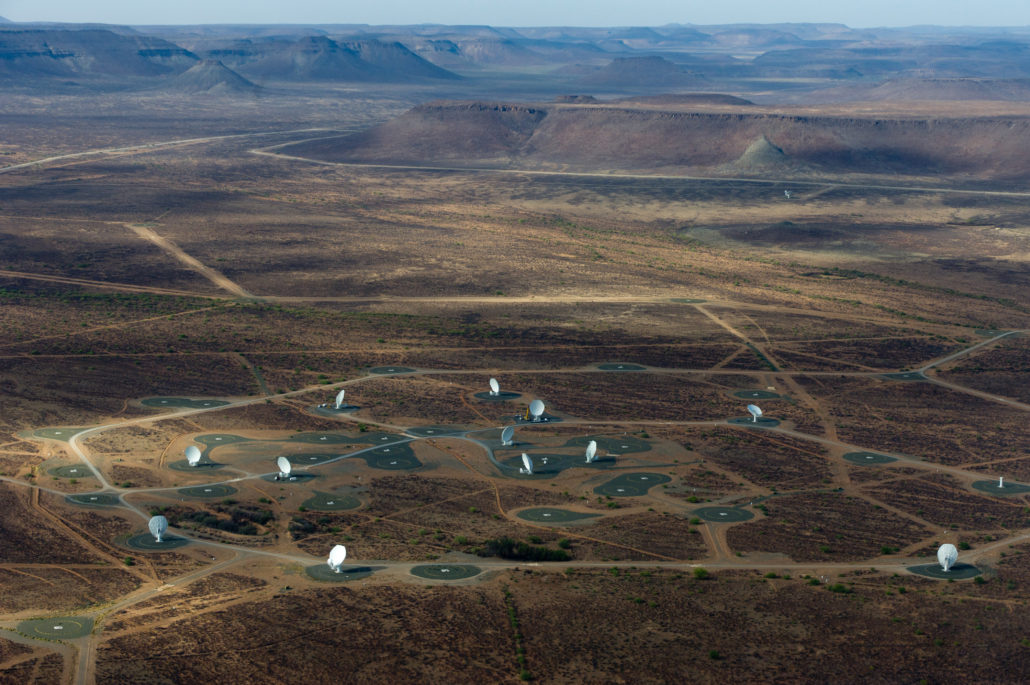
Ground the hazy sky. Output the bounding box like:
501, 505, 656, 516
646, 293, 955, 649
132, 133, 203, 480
1, 0, 1028, 28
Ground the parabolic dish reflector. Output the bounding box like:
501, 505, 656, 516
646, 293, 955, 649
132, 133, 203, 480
148, 515, 168, 542
276, 456, 292, 476
938, 543, 958, 572
489, 378, 500, 393
501, 426, 514, 444
747, 404, 763, 418
328, 544, 347, 571
335, 389, 346, 409
185, 445, 201, 466
522, 453, 533, 474
529, 399, 545, 418
585, 440, 597, 462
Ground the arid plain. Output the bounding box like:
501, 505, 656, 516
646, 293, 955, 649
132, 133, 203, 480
4, 23, 1030, 684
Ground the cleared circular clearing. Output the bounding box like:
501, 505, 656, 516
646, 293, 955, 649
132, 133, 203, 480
597, 363, 646, 371
907, 562, 981, 580
671, 298, 706, 303
728, 416, 781, 428
593, 473, 672, 497
693, 507, 754, 523
355, 444, 422, 470
48, 465, 95, 478
410, 564, 481, 580
167, 459, 225, 472
369, 366, 415, 375
882, 372, 926, 381
473, 390, 522, 402
305, 564, 376, 582
843, 452, 898, 465
195, 434, 249, 447
972, 480, 1030, 496
18, 616, 93, 639
302, 492, 361, 511
141, 397, 229, 409
407, 425, 465, 438
501, 452, 608, 479
311, 404, 359, 416
563, 435, 651, 455
262, 472, 318, 483
124, 533, 191, 551
733, 390, 781, 400
517, 508, 601, 523
31, 427, 90, 442
177, 484, 238, 498
66, 493, 120, 507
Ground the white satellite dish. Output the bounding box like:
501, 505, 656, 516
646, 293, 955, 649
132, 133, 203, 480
185, 445, 201, 467
148, 515, 168, 543
501, 425, 514, 447
529, 399, 545, 421
489, 378, 500, 396
747, 404, 763, 422
327, 544, 347, 573
521, 452, 534, 475
334, 389, 346, 409
937, 543, 958, 572
585, 440, 597, 463
276, 456, 292, 479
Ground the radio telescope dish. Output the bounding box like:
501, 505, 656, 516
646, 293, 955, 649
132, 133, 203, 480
328, 544, 347, 573
148, 515, 169, 543
334, 389, 346, 409
937, 543, 958, 572
585, 440, 597, 463
276, 456, 292, 479
746, 404, 763, 422
521, 452, 534, 475
185, 445, 201, 467
489, 378, 500, 396
529, 399, 545, 421
501, 425, 515, 446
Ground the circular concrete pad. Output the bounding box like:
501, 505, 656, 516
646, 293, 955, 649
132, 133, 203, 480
907, 562, 981, 580
844, 452, 898, 465
31, 427, 90, 442
972, 480, 1030, 496
882, 372, 927, 381
18, 616, 93, 639
66, 493, 120, 507
302, 492, 361, 511
355, 443, 422, 470
733, 390, 781, 400
594, 473, 672, 497
501, 452, 607, 478
305, 564, 376, 582
671, 298, 706, 304
141, 397, 229, 409
167, 459, 225, 472
262, 472, 318, 484
728, 416, 781, 428
473, 391, 522, 402
312, 405, 359, 417
517, 508, 601, 524
125, 533, 191, 551
564, 435, 652, 455
177, 484, 238, 498
410, 564, 481, 580
195, 434, 249, 447
406, 425, 464, 438
597, 363, 646, 371
369, 366, 415, 375
693, 507, 754, 523
48, 465, 94, 478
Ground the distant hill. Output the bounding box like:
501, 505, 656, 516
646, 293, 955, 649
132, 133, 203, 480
0, 28, 197, 82
279, 99, 1030, 180
156, 59, 260, 95
579, 56, 708, 87
807, 77, 1030, 102
202, 36, 459, 82
617, 93, 753, 106
407, 37, 549, 68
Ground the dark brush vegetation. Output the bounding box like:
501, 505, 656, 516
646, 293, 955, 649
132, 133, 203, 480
477, 537, 571, 562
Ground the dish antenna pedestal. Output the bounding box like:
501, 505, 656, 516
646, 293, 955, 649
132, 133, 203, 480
519, 453, 534, 475
585, 440, 598, 464
501, 426, 514, 447
334, 389, 346, 410
937, 543, 958, 572
529, 400, 545, 423
276, 456, 292, 481
328, 544, 347, 573
999, 476, 1005, 488
489, 378, 500, 397
185, 445, 201, 467
746, 404, 763, 422
148, 515, 168, 543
